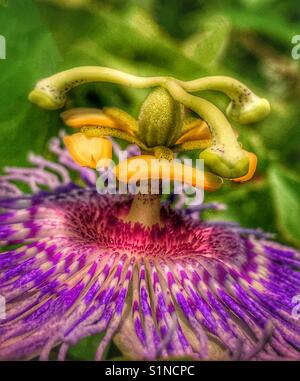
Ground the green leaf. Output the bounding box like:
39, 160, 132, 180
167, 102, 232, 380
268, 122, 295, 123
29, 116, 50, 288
34, 1, 215, 118
0, 0, 61, 167
268, 165, 300, 248
37, 1, 210, 78
220, 6, 297, 45
68, 333, 110, 361
182, 15, 231, 67
203, 180, 277, 235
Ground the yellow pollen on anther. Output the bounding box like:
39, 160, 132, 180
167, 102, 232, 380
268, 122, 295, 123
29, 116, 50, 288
63, 132, 112, 169
231, 151, 257, 183
114, 155, 223, 192
61, 108, 134, 135
175, 120, 211, 144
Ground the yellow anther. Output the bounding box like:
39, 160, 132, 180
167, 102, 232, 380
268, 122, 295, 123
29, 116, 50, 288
61, 108, 135, 135
114, 155, 223, 192
61, 108, 117, 129
63, 132, 112, 169
175, 120, 211, 145
231, 151, 257, 183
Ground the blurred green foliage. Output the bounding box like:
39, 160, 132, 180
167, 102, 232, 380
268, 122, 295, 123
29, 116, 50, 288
0, 0, 300, 358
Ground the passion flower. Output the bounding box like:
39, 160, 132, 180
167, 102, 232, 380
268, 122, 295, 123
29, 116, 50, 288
1, 67, 298, 361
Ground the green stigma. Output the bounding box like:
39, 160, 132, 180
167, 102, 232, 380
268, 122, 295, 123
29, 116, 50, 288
28, 89, 63, 110
227, 96, 271, 125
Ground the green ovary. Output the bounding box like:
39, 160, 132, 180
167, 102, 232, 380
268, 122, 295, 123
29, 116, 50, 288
137, 87, 183, 147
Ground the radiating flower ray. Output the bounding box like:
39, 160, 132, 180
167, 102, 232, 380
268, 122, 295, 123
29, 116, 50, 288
0, 134, 299, 361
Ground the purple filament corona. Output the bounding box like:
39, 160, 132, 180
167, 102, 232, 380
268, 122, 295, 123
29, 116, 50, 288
0, 133, 299, 361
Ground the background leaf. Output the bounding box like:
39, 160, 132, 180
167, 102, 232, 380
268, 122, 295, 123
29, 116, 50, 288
268, 165, 300, 247
0, 0, 61, 167
182, 15, 231, 68
68, 333, 109, 361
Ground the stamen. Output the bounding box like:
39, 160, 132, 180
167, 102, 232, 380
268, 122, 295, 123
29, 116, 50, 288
61, 108, 118, 129
175, 120, 211, 145
231, 151, 257, 183
61, 107, 136, 135
48, 133, 97, 186
63, 133, 112, 169
114, 155, 223, 191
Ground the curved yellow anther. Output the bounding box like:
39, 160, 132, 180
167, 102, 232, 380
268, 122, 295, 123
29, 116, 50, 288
175, 120, 211, 145
61, 108, 134, 135
63, 132, 112, 169
231, 151, 257, 183
61, 108, 117, 128
114, 155, 223, 192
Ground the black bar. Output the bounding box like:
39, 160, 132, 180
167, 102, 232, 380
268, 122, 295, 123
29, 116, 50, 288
0, 360, 299, 378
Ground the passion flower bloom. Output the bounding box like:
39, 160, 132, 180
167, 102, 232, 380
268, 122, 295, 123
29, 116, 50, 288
0, 134, 300, 361
0, 66, 299, 361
